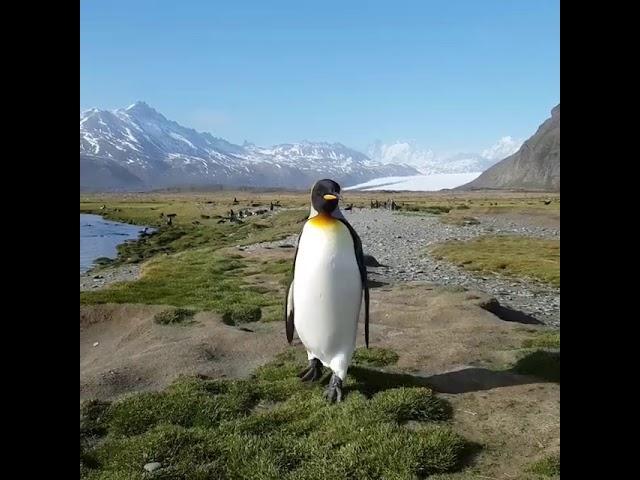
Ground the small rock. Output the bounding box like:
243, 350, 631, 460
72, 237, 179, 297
144, 462, 162, 472
93, 275, 104, 279
93, 341, 99, 347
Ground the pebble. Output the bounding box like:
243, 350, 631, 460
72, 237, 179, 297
144, 462, 162, 472
81, 264, 141, 291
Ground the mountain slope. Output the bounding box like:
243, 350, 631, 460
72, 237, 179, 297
458, 105, 560, 191
80, 154, 145, 191
80, 102, 418, 190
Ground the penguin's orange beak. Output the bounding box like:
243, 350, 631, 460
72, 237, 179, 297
323, 194, 338, 201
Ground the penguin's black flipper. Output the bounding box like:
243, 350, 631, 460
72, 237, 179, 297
363, 282, 370, 348
285, 223, 306, 344
337, 218, 370, 348
285, 282, 295, 344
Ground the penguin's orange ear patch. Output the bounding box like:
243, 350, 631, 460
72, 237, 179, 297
323, 194, 337, 200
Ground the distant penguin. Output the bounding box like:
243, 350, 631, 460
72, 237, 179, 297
285, 179, 369, 402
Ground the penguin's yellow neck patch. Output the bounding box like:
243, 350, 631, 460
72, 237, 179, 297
308, 213, 337, 229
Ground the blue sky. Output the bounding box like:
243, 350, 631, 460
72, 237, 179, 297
80, 0, 559, 154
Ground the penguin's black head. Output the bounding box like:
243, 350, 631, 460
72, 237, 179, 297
311, 179, 341, 214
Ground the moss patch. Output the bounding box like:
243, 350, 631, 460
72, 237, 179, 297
430, 235, 560, 287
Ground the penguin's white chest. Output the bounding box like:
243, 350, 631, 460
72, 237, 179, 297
293, 215, 362, 370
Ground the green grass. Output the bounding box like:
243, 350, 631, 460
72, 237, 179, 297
153, 308, 196, 325
430, 235, 560, 287
261, 304, 284, 323
395, 205, 452, 216
222, 304, 262, 325
81, 250, 264, 310
522, 330, 560, 349
513, 350, 560, 383
527, 454, 560, 476
409, 205, 452, 214
80, 205, 306, 325
80, 350, 472, 480
257, 258, 292, 275
352, 347, 400, 367
104, 208, 305, 266
81, 242, 294, 326
80, 249, 281, 324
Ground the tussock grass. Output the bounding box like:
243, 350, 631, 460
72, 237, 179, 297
352, 347, 400, 367
522, 330, 560, 349
153, 308, 195, 325
513, 350, 560, 383
222, 304, 262, 325
527, 454, 560, 476
80, 350, 472, 479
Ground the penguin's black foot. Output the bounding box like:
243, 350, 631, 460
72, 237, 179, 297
298, 358, 324, 382
323, 374, 343, 403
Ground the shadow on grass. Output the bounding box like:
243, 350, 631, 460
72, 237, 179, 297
480, 299, 544, 325
347, 350, 559, 395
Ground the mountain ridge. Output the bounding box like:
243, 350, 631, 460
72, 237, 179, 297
457, 105, 560, 192
80, 102, 418, 191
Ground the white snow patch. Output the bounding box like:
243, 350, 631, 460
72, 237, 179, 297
82, 133, 100, 154
345, 172, 482, 192
169, 132, 196, 148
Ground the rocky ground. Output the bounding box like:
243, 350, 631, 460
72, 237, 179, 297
244, 208, 560, 327
80, 264, 141, 291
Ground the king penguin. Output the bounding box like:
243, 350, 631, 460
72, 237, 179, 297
285, 179, 369, 403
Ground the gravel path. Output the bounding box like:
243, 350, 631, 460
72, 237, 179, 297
246, 209, 560, 327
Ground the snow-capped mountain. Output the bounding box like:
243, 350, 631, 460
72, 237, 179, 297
367, 138, 522, 175
426, 152, 497, 175
80, 102, 419, 190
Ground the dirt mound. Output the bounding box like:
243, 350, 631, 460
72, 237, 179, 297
80, 284, 545, 400
80, 304, 284, 400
